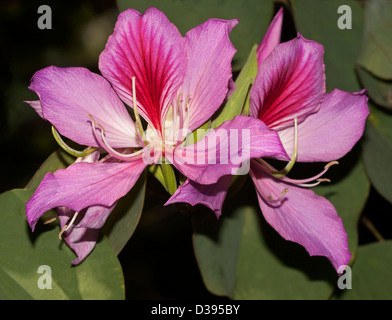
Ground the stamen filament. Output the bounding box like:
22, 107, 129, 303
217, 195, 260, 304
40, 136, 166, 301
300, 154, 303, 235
278, 161, 338, 185
297, 178, 331, 188
88, 114, 146, 162
58, 211, 79, 239
52, 126, 97, 158
270, 117, 298, 178
132, 76, 146, 144
267, 188, 289, 203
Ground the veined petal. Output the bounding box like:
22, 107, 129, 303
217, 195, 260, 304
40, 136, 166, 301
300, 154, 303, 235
180, 18, 238, 132
278, 89, 369, 162
168, 116, 288, 185
250, 160, 351, 272
250, 34, 325, 131
99, 8, 186, 132
257, 7, 284, 66
165, 176, 232, 218
28, 66, 140, 148
26, 158, 147, 231
25, 100, 43, 119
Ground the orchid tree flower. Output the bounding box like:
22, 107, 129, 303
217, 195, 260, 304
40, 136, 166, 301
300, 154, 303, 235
25, 7, 288, 264
168, 8, 370, 273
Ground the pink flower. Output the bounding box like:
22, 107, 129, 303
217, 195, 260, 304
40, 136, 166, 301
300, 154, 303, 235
25, 8, 287, 263
168, 8, 370, 272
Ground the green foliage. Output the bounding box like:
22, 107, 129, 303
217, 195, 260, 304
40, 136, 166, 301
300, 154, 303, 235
0, 189, 125, 300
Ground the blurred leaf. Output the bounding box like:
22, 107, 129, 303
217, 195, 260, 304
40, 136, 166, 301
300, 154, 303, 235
291, 0, 364, 92
25, 149, 74, 192
0, 189, 124, 300
117, 0, 274, 70
357, 0, 392, 80
193, 200, 337, 300
357, 66, 392, 110
211, 45, 258, 129
313, 152, 370, 256
362, 105, 392, 204
102, 171, 147, 255
337, 241, 392, 299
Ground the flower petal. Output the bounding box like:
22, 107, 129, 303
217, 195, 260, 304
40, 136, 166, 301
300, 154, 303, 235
165, 176, 232, 218
25, 100, 43, 119
250, 160, 351, 272
278, 89, 369, 162
250, 34, 325, 131
99, 8, 186, 132
57, 206, 114, 265
28, 66, 139, 148
257, 7, 283, 66
26, 157, 147, 231
180, 18, 238, 132
168, 115, 288, 185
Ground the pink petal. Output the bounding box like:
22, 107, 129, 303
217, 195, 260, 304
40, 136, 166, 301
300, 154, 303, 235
250, 34, 325, 131
25, 100, 43, 118
26, 158, 147, 231
165, 176, 232, 218
28, 66, 140, 148
57, 206, 113, 265
99, 8, 186, 132
250, 160, 351, 272
180, 18, 238, 132
278, 89, 369, 162
168, 115, 288, 185
257, 7, 284, 66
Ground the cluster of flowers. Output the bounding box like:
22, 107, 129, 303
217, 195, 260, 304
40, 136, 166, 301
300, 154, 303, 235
26, 7, 369, 272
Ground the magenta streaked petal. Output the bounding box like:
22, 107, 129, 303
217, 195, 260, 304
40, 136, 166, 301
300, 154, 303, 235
99, 8, 186, 132
168, 116, 288, 185
28, 66, 140, 148
257, 7, 283, 66
250, 160, 351, 272
165, 176, 232, 218
278, 89, 369, 162
26, 158, 147, 231
180, 18, 238, 131
250, 35, 325, 131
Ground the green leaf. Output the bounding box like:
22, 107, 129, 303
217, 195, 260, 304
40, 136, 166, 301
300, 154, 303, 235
193, 187, 337, 300
337, 241, 392, 299
117, 0, 274, 70
0, 189, 125, 300
357, 66, 392, 110
291, 0, 364, 92
357, 0, 392, 80
148, 163, 178, 195
102, 171, 147, 254
362, 105, 392, 204
313, 152, 370, 257
211, 45, 258, 129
